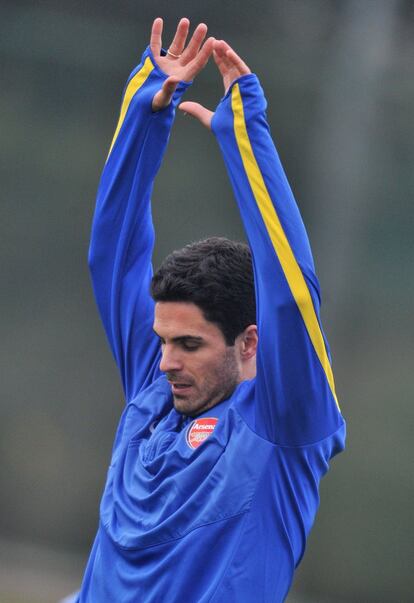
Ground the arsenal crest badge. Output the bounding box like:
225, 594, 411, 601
186, 417, 218, 449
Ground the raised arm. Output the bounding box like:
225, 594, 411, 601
88, 19, 214, 403
180, 42, 344, 445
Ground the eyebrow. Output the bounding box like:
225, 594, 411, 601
152, 330, 204, 344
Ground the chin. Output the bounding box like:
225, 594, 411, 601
173, 395, 206, 417
173, 396, 194, 414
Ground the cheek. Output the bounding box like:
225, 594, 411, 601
198, 354, 229, 385
190, 357, 210, 380
187, 352, 219, 382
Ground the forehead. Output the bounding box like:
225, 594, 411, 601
153, 302, 223, 340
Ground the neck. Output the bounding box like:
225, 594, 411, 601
240, 357, 256, 382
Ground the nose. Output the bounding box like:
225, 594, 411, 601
159, 344, 183, 373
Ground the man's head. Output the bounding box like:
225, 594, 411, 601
151, 237, 257, 416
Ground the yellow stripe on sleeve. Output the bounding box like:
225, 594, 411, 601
107, 57, 154, 160
231, 84, 339, 409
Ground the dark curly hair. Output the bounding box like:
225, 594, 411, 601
151, 237, 256, 345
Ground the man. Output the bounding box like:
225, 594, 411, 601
76, 17, 345, 602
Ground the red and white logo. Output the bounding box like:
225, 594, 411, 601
186, 417, 218, 449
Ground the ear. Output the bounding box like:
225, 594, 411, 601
238, 325, 258, 360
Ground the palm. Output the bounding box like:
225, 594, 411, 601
150, 18, 214, 93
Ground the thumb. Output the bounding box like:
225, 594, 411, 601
179, 102, 214, 130
152, 76, 180, 111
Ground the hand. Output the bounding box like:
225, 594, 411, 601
179, 40, 251, 129
151, 18, 215, 111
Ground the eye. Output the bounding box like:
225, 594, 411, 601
182, 341, 201, 352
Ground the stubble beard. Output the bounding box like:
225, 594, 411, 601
172, 346, 240, 417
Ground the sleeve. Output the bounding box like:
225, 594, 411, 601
212, 74, 345, 446
88, 46, 191, 403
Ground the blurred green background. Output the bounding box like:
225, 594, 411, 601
1, 1, 413, 602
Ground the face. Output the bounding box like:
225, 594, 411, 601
153, 302, 241, 417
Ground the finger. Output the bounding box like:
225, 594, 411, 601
150, 17, 163, 56
184, 36, 215, 81
152, 76, 180, 111
213, 46, 230, 79
168, 17, 190, 57
179, 102, 214, 130
225, 47, 251, 75
214, 40, 250, 75
213, 39, 230, 60
180, 23, 208, 65
213, 40, 235, 75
